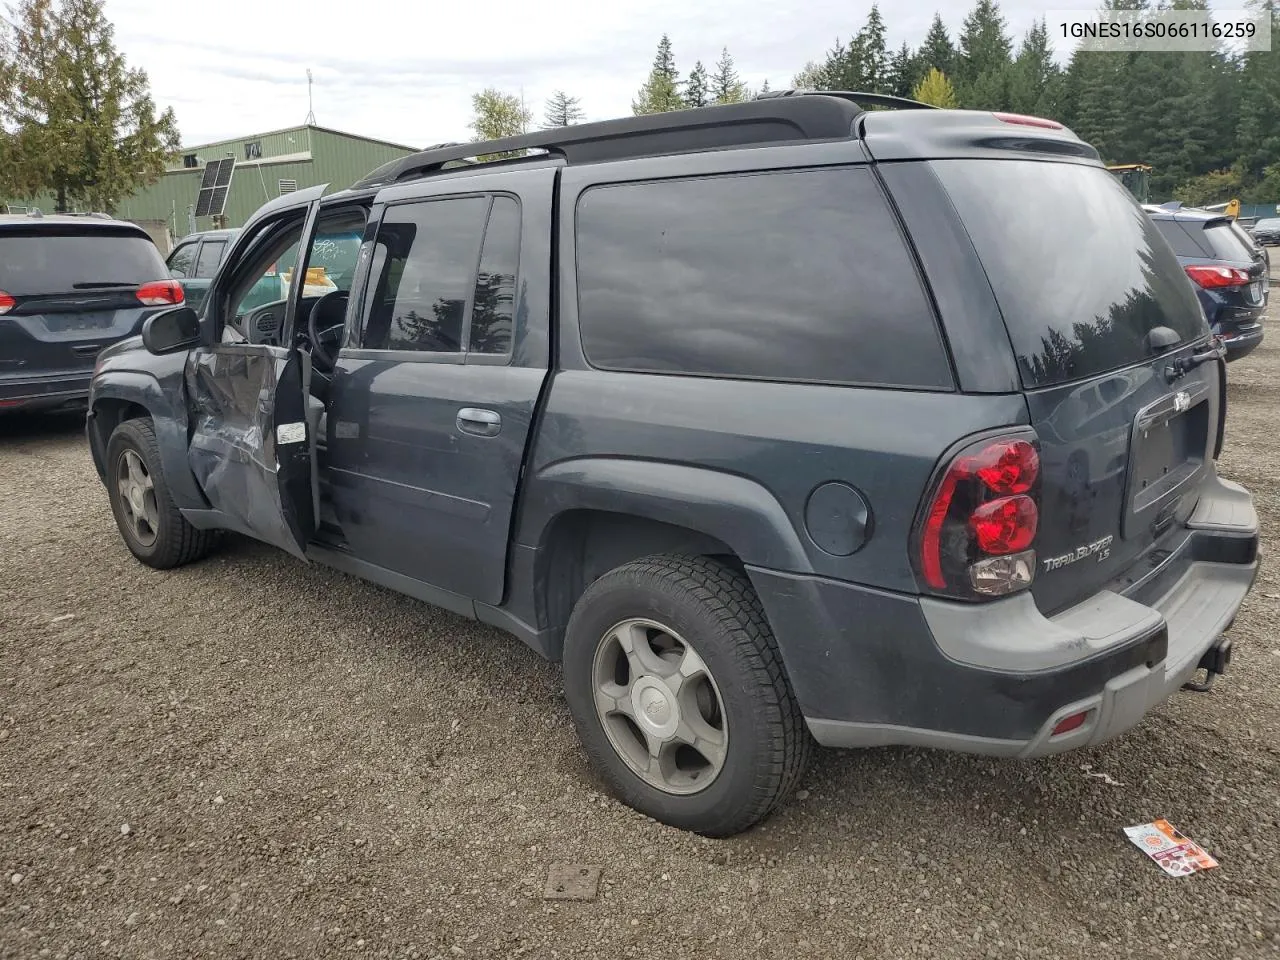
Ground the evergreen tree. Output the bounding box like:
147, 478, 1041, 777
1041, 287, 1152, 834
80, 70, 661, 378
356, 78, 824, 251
633, 34, 682, 115
957, 0, 1013, 107
1235, 1, 1280, 181
857, 4, 888, 92
542, 90, 584, 128
912, 67, 958, 108
917, 13, 955, 78
886, 43, 919, 99
710, 47, 748, 104
793, 60, 828, 90
1009, 18, 1061, 117
684, 60, 709, 108
0, 0, 179, 212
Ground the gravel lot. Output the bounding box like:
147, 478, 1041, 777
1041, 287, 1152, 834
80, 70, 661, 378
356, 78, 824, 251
3, 330, 1280, 960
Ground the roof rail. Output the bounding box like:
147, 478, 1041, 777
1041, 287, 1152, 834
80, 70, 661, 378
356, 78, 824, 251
353, 95, 865, 189
756, 89, 938, 111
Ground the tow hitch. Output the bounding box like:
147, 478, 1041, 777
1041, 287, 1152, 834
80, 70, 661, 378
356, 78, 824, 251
1182, 637, 1233, 693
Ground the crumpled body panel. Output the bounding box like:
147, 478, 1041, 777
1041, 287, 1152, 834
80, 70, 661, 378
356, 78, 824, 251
186, 344, 314, 558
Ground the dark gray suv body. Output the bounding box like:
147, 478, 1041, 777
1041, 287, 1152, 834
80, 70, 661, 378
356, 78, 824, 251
0, 214, 179, 412
86, 94, 1259, 836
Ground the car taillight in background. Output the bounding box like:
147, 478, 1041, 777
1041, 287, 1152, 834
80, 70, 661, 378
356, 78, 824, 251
135, 279, 185, 306
916, 434, 1040, 599
1184, 265, 1250, 289
0, 290, 14, 315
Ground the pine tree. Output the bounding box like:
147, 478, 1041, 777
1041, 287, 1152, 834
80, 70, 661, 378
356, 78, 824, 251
886, 43, 919, 99
957, 0, 1013, 107
1235, 1, 1280, 180
542, 90, 584, 128
633, 34, 683, 114
1009, 18, 1061, 117
918, 13, 955, 78
912, 67, 958, 108
684, 60, 709, 108
0, 0, 179, 212
857, 4, 888, 92
710, 47, 748, 104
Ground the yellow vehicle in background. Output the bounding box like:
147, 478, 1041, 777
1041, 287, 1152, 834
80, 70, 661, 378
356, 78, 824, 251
1107, 164, 1152, 203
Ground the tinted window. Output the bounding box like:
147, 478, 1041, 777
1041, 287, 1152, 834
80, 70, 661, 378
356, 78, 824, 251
0, 229, 165, 295
576, 169, 949, 387
1149, 219, 1207, 258
167, 241, 197, 278
932, 160, 1207, 388
1255, 218, 1280, 230
469, 197, 520, 355
362, 197, 487, 353
195, 240, 226, 278
1204, 222, 1255, 262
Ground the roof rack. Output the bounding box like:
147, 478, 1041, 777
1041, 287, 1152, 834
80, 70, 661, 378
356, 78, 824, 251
354, 95, 870, 189
756, 89, 937, 111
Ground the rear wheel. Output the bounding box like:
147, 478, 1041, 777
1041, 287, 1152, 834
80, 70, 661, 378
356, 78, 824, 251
563, 555, 811, 836
106, 418, 216, 569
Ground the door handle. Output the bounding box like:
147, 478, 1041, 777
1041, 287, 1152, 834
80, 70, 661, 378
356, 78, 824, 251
457, 407, 501, 437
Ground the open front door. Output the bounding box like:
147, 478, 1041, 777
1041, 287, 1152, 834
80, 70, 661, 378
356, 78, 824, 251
183, 186, 327, 559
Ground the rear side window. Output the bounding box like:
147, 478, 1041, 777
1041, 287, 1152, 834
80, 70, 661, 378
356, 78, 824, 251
1149, 219, 1207, 258
0, 229, 165, 295
195, 240, 226, 278
167, 241, 197, 278
932, 160, 1207, 388
469, 197, 520, 355
362, 197, 489, 353
1204, 222, 1255, 262
575, 168, 951, 388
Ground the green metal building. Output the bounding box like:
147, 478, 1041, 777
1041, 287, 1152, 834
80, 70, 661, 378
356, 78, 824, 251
3, 124, 417, 245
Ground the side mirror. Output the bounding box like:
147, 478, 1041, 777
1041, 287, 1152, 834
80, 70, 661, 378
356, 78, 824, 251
141, 306, 202, 355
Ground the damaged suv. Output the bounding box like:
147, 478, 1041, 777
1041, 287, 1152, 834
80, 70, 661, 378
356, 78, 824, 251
88, 93, 1259, 836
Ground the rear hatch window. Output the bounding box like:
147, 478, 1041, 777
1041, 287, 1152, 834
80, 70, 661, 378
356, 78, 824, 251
0, 227, 165, 295
1204, 220, 1256, 262
931, 160, 1208, 389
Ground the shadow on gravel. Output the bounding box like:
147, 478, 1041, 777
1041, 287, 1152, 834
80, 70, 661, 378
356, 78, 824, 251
0, 407, 88, 444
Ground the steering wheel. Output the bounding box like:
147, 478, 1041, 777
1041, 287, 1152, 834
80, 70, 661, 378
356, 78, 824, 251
307, 290, 349, 370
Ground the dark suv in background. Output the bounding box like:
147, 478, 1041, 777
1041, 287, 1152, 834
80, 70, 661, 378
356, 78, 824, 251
88, 94, 1258, 836
0, 213, 181, 413
1145, 204, 1267, 361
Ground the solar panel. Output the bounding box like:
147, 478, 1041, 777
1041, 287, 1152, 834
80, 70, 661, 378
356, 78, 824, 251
213, 158, 235, 188
194, 188, 215, 218
198, 160, 220, 191
209, 187, 230, 216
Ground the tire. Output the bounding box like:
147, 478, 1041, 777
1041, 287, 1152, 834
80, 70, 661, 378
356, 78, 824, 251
563, 555, 812, 837
105, 417, 216, 569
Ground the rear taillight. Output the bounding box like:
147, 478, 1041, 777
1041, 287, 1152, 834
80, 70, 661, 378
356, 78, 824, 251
135, 279, 184, 306
992, 112, 1063, 130
916, 435, 1040, 599
0, 290, 14, 315
1185, 265, 1250, 289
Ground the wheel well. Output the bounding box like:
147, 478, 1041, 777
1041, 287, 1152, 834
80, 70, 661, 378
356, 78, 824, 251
536, 510, 743, 652
90, 399, 151, 456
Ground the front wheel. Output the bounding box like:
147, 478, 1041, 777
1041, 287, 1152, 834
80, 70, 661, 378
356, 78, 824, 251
562, 555, 812, 837
105, 418, 216, 569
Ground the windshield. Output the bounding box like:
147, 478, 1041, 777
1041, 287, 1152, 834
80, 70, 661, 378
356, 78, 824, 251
932, 159, 1208, 389
0, 229, 164, 296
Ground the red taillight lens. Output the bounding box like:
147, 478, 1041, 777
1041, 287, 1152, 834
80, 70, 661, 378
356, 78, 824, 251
1185, 265, 1250, 289
135, 279, 185, 306
970, 495, 1038, 554
917, 434, 1041, 598
992, 112, 1063, 130
0, 290, 14, 315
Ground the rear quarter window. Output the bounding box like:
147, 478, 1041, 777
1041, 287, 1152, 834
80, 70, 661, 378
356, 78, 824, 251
574, 167, 952, 389
932, 159, 1208, 388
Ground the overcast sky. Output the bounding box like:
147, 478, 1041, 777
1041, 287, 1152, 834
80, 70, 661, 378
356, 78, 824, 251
105, 0, 1107, 148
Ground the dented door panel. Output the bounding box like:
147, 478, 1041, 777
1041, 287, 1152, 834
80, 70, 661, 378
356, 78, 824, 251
186, 344, 316, 558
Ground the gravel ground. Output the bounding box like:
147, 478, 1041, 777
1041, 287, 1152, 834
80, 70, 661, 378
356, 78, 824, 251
3, 334, 1280, 960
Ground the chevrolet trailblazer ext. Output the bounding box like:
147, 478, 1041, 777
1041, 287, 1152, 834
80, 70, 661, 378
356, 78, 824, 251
87, 93, 1259, 836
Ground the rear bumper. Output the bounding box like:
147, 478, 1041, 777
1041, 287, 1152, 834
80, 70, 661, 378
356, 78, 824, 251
750, 469, 1258, 758
1220, 324, 1264, 361
0, 371, 92, 412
